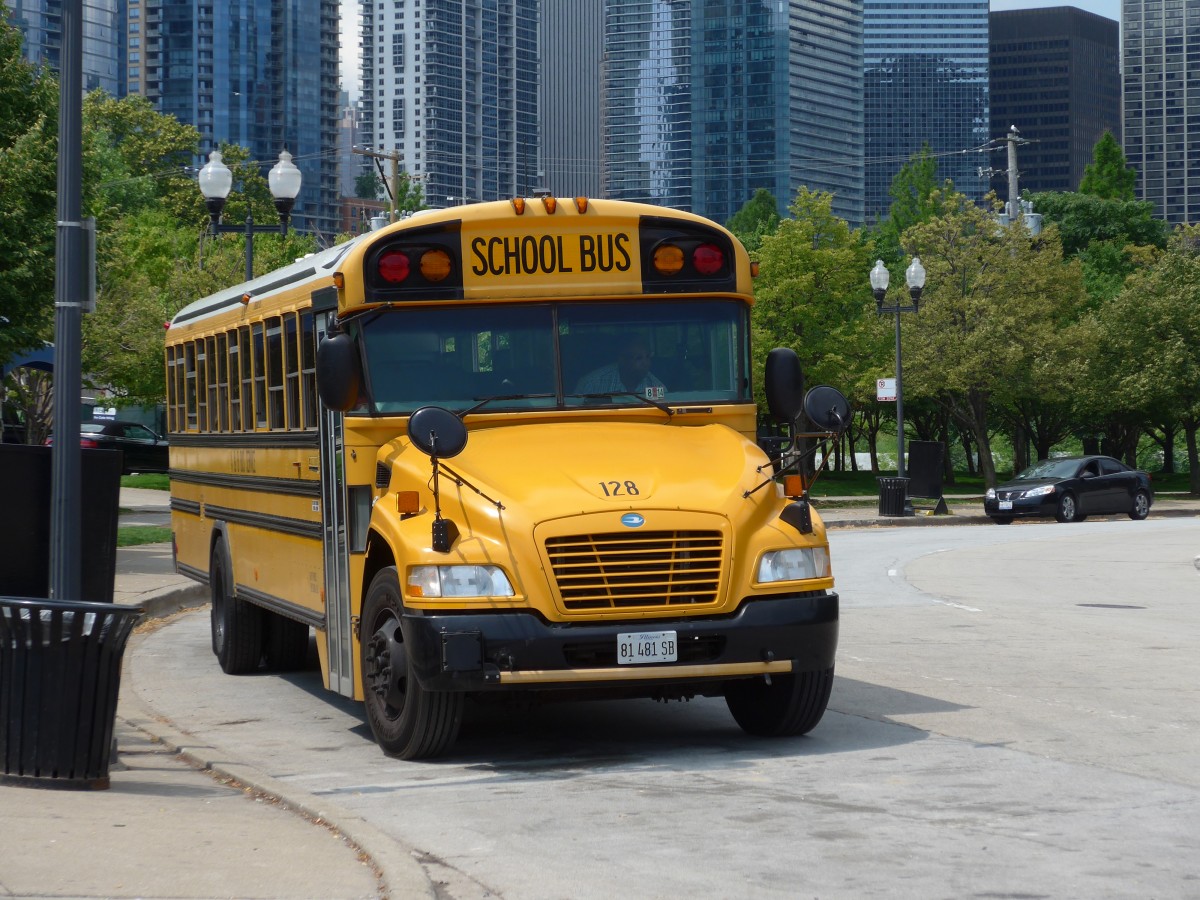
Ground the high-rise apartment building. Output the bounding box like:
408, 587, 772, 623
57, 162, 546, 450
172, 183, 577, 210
602, 0, 864, 226
539, 0, 603, 197
863, 0, 990, 223
360, 0, 540, 208
126, 0, 341, 238
7, 0, 121, 94
990, 8, 1121, 196
1124, 0, 1200, 225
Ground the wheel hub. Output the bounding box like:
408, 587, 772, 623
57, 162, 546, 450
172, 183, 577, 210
365, 619, 408, 713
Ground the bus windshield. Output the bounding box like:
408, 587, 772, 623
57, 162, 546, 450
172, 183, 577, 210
357, 299, 750, 415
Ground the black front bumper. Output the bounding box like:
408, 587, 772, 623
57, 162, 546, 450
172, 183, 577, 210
400, 591, 839, 693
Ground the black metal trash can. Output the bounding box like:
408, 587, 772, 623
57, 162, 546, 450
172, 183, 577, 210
877, 476, 911, 517
0, 597, 143, 789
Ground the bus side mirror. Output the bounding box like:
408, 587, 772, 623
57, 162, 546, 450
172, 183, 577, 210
803, 385, 851, 434
764, 347, 805, 423
316, 331, 362, 412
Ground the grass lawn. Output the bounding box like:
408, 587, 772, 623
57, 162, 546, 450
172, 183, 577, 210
117, 525, 172, 547
121, 473, 169, 490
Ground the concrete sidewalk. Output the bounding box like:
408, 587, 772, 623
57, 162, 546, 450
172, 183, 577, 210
4, 485, 1197, 900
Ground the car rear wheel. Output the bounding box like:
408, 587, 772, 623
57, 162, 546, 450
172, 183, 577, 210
1129, 489, 1151, 520
1055, 493, 1079, 523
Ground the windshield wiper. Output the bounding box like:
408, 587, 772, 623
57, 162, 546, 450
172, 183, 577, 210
459, 393, 557, 417
564, 391, 674, 417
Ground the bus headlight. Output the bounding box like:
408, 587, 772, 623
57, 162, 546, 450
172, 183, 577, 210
756, 548, 830, 584
408, 565, 515, 598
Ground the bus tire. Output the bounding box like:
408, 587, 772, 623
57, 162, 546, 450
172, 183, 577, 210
361, 567, 463, 759
210, 542, 264, 675
725, 666, 834, 737
263, 612, 310, 672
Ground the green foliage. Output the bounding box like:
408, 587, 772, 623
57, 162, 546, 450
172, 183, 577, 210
899, 191, 1088, 486
875, 145, 955, 262
1078, 131, 1136, 201
355, 172, 383, 200
0, 9, 58, 365
752, 187, 878, 411
83, 90, 202, 224
726, 188, 780, 253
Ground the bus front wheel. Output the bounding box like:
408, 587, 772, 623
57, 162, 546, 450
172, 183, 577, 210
361, 567, 463, 759
725, 666, 834, 737
210, 542, 264, 675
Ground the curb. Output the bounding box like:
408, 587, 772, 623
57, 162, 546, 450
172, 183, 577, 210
120, 595, 437, 899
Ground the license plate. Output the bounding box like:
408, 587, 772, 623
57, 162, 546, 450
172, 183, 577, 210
617, 631, 677, 665
999, 501, 1013, 510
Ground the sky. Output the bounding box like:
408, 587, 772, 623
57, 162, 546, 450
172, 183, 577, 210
338, 0, 1123, 101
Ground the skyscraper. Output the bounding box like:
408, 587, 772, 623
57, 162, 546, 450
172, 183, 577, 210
540, 0, 603, 197
863, 0, 990, 223
128, 0, 341, 238
1124, 0, 1200, 225
990, 7, 1121, 195
7, 0, 121, 94
601, 0, 864, 226
360, 0, 540, 208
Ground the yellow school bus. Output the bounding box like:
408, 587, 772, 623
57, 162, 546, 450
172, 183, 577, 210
166, 197, 844, 759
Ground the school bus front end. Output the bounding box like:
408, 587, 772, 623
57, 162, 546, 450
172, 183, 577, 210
317, 198, 842, 759
366, 416, 837, 699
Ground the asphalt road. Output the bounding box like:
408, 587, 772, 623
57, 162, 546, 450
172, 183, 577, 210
129, 516, 1200, 899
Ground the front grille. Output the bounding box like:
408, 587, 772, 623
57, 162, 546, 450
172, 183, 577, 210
544, 530, 723, 611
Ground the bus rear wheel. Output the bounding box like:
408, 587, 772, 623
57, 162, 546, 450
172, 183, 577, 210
210, 542, 263, 675
361, 567, 463, 759
725, 666, 834, 737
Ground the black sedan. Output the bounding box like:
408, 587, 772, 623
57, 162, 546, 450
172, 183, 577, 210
46, 421, 169, 474
984, 455, 1152, 524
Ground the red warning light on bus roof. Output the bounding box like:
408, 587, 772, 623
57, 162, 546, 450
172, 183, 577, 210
378, 250, 411, 283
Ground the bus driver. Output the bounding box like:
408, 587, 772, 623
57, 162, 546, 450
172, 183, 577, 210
574, 333, 666, 398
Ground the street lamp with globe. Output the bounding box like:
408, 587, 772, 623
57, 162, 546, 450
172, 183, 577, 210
871, 257, 925, 512
198, 149, 303, 282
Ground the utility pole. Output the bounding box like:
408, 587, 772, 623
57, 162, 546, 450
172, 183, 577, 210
1006, 124, 1021, 222
352, 147, 404, 222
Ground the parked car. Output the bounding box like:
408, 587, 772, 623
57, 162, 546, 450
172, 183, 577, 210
984, 455, 1152, 524
45, 421, 169, 475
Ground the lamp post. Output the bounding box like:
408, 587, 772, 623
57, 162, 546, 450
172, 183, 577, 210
198, 149, 303, 282
871, 257, 925, 482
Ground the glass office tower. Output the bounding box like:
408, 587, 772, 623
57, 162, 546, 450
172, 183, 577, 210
1124, 0, 1200, 225
131, 0, 340, 238
361, 0, 541, 207
7, 0, 121, 94
863, 0, 990, 223
603, 0, 863, 226
991, 8, 1121, 195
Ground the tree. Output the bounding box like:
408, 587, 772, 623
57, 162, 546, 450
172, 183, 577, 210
899, 191, 1088, 487
875, 145, 954, 263
1078, 131, 1136, 201
1027, 191, 1167, 313
355, 172, 383, 200
752, 187, 879, 469
83, 90, 202, 225
726, 188, 780, 253
1087, 226, 1200, 492
0, 8, 58, 367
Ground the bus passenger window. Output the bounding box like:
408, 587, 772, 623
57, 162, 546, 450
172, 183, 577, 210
301, 313, 317, 430
266, 317, 285, 430
252, 323, 267, 429
184, 343, 197, 430
284, 313, 300, 430
215, 333, 229, 432
239, 326, 253, 432
229, 330, 242, 431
